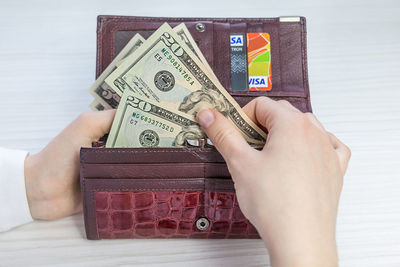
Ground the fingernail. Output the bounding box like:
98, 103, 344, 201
197, 109, 215, 129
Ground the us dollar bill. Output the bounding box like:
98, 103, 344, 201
89, 25, 212, 110
104, 23, 267, 144
89, 100, 105, 111
88, 34, 145, 110
106, 89, 205, 148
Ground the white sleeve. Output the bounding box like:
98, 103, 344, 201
0, 147, 33, 232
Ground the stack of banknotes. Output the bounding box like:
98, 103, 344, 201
88, 23, 267, 148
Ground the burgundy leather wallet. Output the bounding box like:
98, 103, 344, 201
80, 15, 312, 240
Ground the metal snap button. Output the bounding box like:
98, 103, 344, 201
195, 23, 206, 32
196, 217, 210, 230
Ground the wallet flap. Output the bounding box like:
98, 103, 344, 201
96, 15, 311, 112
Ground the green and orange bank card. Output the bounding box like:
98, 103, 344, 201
247, 33, 272, 91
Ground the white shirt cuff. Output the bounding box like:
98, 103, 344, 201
0, 147, 33, 232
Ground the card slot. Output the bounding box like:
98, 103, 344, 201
83, 178, 235, 192
80, 147, 225, 164
81, 162, 230, 179
235, 21, 282, 96
212, 22, 231, 90
233, 95, 312, 113
240, 20, 308, 97
279, 21, 308, 95
223, 21, 285, 96
225, 20, 309, 99
229, 23, 247, 92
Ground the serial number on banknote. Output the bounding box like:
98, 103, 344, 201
130, 112, 175, 132
159, 48, 195, 85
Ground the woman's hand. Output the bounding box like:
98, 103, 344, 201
24, 110, 115, 220
197, 97, 350, 267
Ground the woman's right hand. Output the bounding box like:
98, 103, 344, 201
196, 97, 350, 267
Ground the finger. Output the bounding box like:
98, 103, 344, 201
243, 98, 299, 121
327, 132, 351, 174
242, 99, 267, 132
241, 97, 292, 132
242, 99, 260, 126
196, 109, 253, 163
74, 109, 116, 140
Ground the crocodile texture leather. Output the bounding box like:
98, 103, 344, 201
95, 191, 259, 239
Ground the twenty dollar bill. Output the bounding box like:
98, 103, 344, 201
106, 90, 204, 147
89, 24, 212, 110
105, 23, 267, 145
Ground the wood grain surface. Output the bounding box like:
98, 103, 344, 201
0, 0, 399, 266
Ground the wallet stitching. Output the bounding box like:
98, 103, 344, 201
83, 149, 215, 153
84, 178, 234, 192
300, 17, 312, 112
104, 17, 278, 23
203, 162, 205, 180
91, 188, 204, 192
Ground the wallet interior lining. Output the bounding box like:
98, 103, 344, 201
100, 16, 309, 99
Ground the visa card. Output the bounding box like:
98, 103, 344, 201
247, 33, 272, 91
230, 34, 248, 91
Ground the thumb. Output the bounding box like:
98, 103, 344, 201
196, 109, 252, 163
242, 97, 294, 132
72, 109, 116, 141
91, 109, 117, 139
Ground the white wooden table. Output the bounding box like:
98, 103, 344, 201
1, 0, 399, 266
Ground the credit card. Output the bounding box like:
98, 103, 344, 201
230, 34, 248, 91
247, 33, 272, 91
